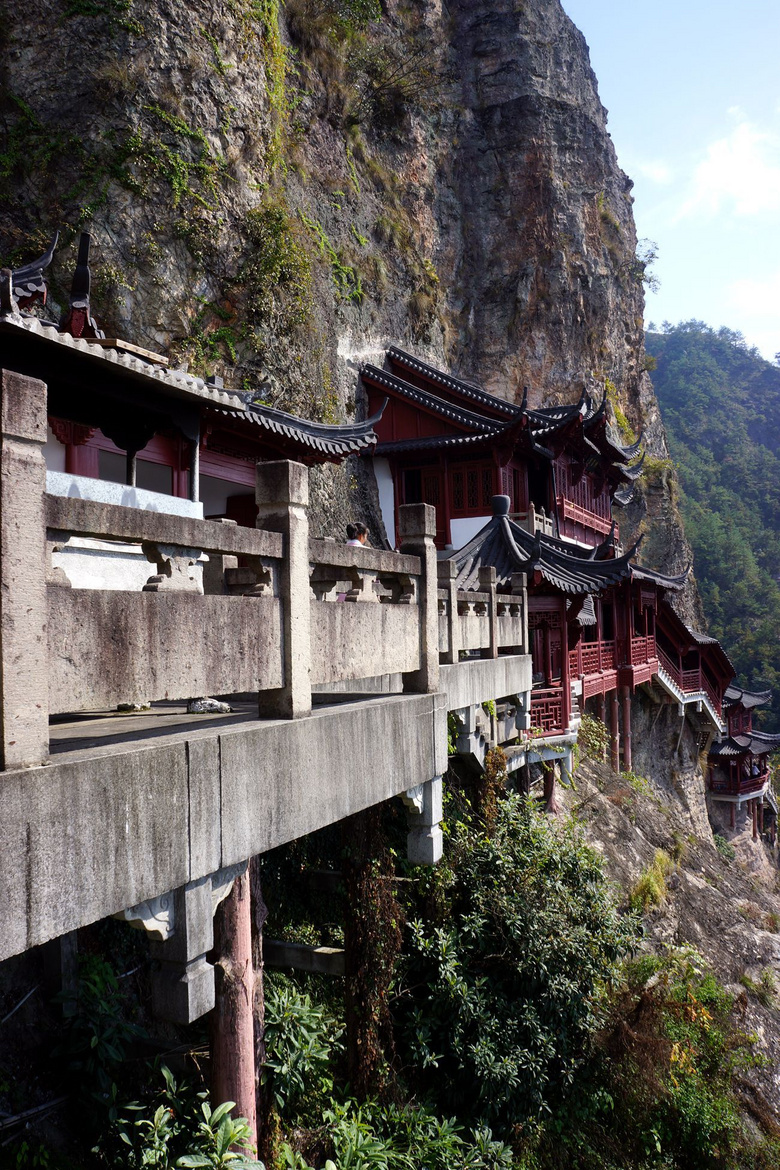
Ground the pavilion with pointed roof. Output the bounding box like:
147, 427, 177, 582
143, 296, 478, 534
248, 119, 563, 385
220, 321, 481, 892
708, 685, 780, 839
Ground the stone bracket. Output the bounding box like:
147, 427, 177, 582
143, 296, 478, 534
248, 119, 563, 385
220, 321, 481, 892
404, 775, 443, 866
116, 860, 249, 1024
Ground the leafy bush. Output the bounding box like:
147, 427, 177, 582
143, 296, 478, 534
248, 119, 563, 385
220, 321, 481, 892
319, 1100, 514, 1169
97, 1067, 262, 1169
262, 977, 343, 1116
629, 850, 674, 913
713, 833, 736, 863
578, 713, 610, 761
396, 796, 636, 1130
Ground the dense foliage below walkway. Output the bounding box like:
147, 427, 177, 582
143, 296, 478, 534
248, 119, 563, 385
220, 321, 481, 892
647, 322, 780, 726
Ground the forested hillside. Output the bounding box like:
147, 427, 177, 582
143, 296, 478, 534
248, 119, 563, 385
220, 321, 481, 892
647, 322, 780, 727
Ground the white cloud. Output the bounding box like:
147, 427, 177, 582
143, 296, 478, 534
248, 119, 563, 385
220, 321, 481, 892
726, 272, 780, 359
674, 119, 780, 221
635, 160, 674, 185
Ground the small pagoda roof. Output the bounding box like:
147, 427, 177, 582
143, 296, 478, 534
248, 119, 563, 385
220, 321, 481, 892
724, 684, 772, 710
449, 495, 642, 595
630, 562, 689, 591
709, 729, 780, 757
208, 399, 384, 463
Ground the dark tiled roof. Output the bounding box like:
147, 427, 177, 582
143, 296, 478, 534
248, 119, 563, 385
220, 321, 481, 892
209, 398, 386, 460
375, 433, 495, 454
361, 365, 505, 434
724, 684, 772, 710
709, 730, 780, 757
449, 495, 639, 595
386, 347, 523, 419
448, 495, 691, 596
631, 562, 689, 591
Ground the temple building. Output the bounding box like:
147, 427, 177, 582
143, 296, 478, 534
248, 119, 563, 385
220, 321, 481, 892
708, 686, 780, 840
361, 346, 643, 551
7, 233, 384, 541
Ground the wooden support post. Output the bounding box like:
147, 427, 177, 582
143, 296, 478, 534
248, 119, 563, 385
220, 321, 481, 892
250, 858, 271, 1165
0, 369, 49, 769
730, 802, 736, 830
399, 503, 439, 694
759, 799, 764, 836
610, 690, 620, 772
211, 869, 257, 1149
752, 799, 758, 842
621, 686, 632, 773
255, 461, 311, 718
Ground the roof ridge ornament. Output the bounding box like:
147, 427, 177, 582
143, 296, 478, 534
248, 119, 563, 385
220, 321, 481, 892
10, 231, 59, 311
59, 232, 105, 340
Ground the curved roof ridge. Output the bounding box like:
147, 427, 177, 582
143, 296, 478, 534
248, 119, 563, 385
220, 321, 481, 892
361, 364, 507, 434
386, 347, 524, 418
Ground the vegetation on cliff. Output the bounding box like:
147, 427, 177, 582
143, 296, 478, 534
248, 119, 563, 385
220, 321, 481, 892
647, 321, 780, 725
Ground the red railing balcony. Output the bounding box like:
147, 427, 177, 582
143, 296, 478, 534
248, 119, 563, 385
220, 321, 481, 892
570, 640, 617, 678
531, 687, 565, 735
556, 496, 614, 536
702, 675, 722, 718
581, 643, 601, 674
711, 769, 768, 796
630, 635, 655, 666
657, 644, 681, 686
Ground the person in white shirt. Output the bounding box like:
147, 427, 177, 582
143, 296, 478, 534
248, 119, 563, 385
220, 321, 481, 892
346, 523, 369, 546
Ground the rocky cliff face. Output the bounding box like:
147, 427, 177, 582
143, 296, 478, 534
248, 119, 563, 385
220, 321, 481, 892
1, 0, 690, 567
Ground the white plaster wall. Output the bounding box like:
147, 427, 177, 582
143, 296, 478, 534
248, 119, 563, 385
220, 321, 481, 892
374, 458, 396, 549
44, 426, 66, 472
450, 515, 490, 550
46, 471, 204, 518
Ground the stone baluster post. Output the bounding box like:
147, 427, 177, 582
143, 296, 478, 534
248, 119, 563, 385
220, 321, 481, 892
479, 565, 498, 659
398, 503, 439, 694
0, 369, 49, 769
255, 461, 311, 718
511, 571, 528, 654
437, 559, 460, 665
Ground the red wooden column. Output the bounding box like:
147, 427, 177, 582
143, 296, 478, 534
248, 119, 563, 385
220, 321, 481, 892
730, 802, 736, 829
211, 870, 257, 1148
621, 686, 632, 773
610, 690, 620, 772
752, 800, 758, 842
759, 799, 765, 836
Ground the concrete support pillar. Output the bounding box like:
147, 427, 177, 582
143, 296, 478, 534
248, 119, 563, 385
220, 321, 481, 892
255, 461, 311, 718
511, 572, 529, 655
478, 565, 498, 659
752, 799, 758, 842
437, 559, 460, 665
150, 878, 217, 1023
621, 686, 632, 773
0, 369, 49, 769
211, 868, 257, 1147
398, 503, 439, 694
403, 776, 443, 865
610, 690, 620, 772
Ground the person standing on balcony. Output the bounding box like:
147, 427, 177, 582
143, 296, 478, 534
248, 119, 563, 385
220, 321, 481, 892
346, 523, 369, 546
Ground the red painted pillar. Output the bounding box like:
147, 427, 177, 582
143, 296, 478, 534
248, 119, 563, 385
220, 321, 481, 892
759, 800, 765, 836
598, 694, 607, 760
752, 799, 758, 842
211, 870, 257, 1148
621, 686, 632, 773
730, 803, 736, 830
610, 690, 620, 772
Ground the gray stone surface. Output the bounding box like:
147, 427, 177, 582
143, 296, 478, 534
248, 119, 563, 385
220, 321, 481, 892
256, 461, 312, 718
48, 590, 283, 713
0, 369, 49, 769
46, 495, 283, 559
440, 655, 532, 712
46, 470, 204, 518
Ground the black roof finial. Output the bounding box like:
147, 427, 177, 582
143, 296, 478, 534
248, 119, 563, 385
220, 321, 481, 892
60, 232, 105, 340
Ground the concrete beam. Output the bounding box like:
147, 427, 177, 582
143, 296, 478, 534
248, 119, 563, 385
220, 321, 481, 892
0, 691, 448, 962
264, 940, 346, 976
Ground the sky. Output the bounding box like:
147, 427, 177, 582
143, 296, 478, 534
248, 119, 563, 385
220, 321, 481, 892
560, 0, 780, 359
